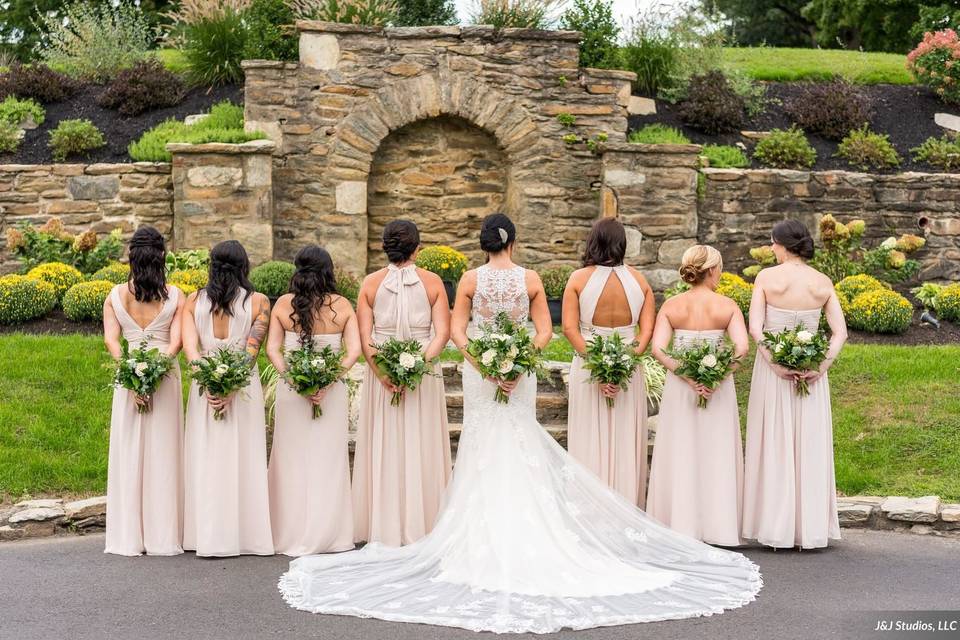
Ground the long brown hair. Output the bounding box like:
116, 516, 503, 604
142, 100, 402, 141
582, 218, 626, 267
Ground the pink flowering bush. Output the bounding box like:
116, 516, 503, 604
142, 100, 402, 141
907, 29, 960, 103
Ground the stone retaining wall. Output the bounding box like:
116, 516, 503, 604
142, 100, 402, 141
0, 163, 172, 272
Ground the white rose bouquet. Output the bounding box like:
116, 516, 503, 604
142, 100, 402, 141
283, 342, 345, 419
581, 332, 642, 408
371, 337, 433, 407
761, 325, 830, 397
190, 347, 255, 420
666, 339, 740, 408
110, 338, 174, 414
465, 312, 543, 404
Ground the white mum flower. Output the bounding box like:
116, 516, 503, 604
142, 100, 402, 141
480, 349, 496, 366
398, 352, 417, 369
311, 357, 324, 368
603, 355, 613, 365
700, 354, 718, 368
214, 364, 229, 375
774, 343, 784, 353
796, 330, 814, 343
499, 359, 514, 374
881, 236, 897, 250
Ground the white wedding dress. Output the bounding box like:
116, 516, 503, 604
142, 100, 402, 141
279, 265, 762, 633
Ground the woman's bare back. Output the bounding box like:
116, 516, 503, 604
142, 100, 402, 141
756, 263, 833, 311
662, 288, 738, 332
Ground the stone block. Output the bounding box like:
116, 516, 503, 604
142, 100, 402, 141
67, 175, 120, 201
244, 155, 272, 188
246, 120, 283, 147
184, 114, 209, 126
64, 496, 107, 521
335, 180, 367, 214
8, 506, 65, 523
646, 268, 679, 291
934, 112, 960, 133
940, 504, 960, 523
300, 33, 340, 70
881, 496, 941, 523
837, 502, 873, 527
45, 200, 99, 214
627, 96, 656, 116
604, 169, 645, 188
658, 238, 695, 266
187, 166, 242, 188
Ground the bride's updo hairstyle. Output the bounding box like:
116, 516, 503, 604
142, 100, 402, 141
771, 219, 815, 260
679, 245, 723, 285
582, 218, 626, 267
206, 240, 254, 316
382, 219, 420, 264
290, 244, 338, 345
127, 226, 168, 303
479, 212, 516, 254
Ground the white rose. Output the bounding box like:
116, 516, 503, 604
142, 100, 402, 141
134, 362, 149, 377
508, 345, 518, 358
499, 359, 514, 374
701, 354, 718, 368
480, 349, 497, 367
603, 355, 613, 366
398, 352, 417, 370
311, 357, 324, 368
774, 343, 784, 353
881, 236, 897, 250
215, 364, 229, 375
796, 330, 814, 344
620, 354, 631, 363
126, 358, 137, 368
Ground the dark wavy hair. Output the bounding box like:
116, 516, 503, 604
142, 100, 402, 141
289, 245, 338, 345
128, 226, 168, 303
582, 218, 626, 267
382, 220, 420, 264
772, 219, 815, 260
479, 212, 516, 254
205, 240, 254, 315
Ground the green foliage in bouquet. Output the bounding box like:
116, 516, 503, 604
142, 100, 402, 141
665, 338, 739, 408
465, 311, 543, 404
372, 337, 434, 407
190, 347, 255, 420
110, 338, 174, 414
581, 331, 642, 408
283, 342, 344, 418
761, 324, 829, 396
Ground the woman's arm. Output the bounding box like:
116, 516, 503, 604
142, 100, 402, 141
726, 305, 750, 373
339, 301, 362, 370
633, 278, 656, 355
181, 293, 202, 363
803, 290, 847, 384
244, 292, 271, 360
357, 274, 398, 392
103, 294, 122, 360
423, 272, 450, 361
561, 272, 586, 355
650, 308, 678, 373
450, 271, 474, 352
526, 271, 552, 350
166, 290, 186, 357
265, 301, 287, 373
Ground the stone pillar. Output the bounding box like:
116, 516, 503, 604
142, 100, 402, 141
600, 143, 702, 290
168, 140, 276, 265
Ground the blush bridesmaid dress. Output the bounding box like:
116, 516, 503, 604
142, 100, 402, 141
182, 291, 274, 557
268, 330, 354, 556
646, 330, 744, 546
742, 304, 841, 549
352, 263, 452, 547
566, 265, 648, 507
105, 285, 184, 556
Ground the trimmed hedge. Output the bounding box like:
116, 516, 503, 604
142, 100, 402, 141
63, 280, 114, 321
250, 260, 295, 297
26, 262, 84, 303
0, 275, 57, 324
846, 288, 913, 334
89, 262, 130, 285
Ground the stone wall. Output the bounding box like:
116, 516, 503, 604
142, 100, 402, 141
168, 140, 276, 266
243, 22, 637, 274
700, 168, 960, 281
0, 162, 172, 272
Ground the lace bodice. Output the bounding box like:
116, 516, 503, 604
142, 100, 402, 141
471, 265, 529, 326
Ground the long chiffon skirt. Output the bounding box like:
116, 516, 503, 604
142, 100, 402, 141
567, 357, 648, 507
646, 374, 743, 546
104, 366, 184, 556
352, 363, 452, 546
741, 358, 840, 549
268, 380, 354, 556
183, 373, 274, 557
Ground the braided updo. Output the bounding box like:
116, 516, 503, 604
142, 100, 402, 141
678, 245, 723, 285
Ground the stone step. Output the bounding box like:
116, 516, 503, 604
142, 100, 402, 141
443, 390, 568, 424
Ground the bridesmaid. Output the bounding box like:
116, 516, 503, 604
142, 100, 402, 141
266, 245, 361, 556
103, 226, 185, 556
742, 219, 847, 550
562, 218, 655, 507
353, 220, 452, 546
181, 240, 274, 557
647, 245, 748, 545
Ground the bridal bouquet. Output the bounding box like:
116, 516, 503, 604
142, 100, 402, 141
581, 332, 642, 408
666, 340, 739, 408
372, 337, 433, 407
283, 342, 344, 419
466, 312, 543, 404
761, 325, 830, 397
111, 338, 174, 414
190, 347, 255, 420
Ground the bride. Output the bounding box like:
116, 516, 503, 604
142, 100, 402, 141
279, 213, 762, 633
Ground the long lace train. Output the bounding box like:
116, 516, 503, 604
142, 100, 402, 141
279, 367, 762, 634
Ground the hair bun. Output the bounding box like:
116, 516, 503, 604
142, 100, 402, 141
679, 264, 700, 284
479, 213, 516, 254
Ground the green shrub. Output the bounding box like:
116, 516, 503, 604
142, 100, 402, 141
89, 262, 130, 284
48, 119, 106, 161
182, 9, 248, 86
663, 279, 690, 298
677, 70, 746, 135
35, 1, 154, 83
415, 245, 469, 283
835, 125, 901, 170
0, 96, 44, 127
702, 143, 749, 168
0, 63, 80, 103
335, 268, 360, 306
907, 29, 960, 104
784, 80, 871, 141
62, 280, 114, 321
467, 0, 551, 29
97, 59, 185, 116
165, 248, 210, 274
393, 0, 457, 26
0, 120, 21, 154
250, 260, 295, 297
168, 268, 208, 290
846, 288, 913, 334
619, 33, 678, 97
26, 262, 84, 302
0, 275, 57, 324
752, 126, 817, 169
912, 282, 943, 311
242, 0, 299, 61
128, 101, 264, 162
628, 124, 690, 144
835, 273, 889, 314
5, 220, 123, 274
936, 283, 960, 322
560, 0, 620, 69
910, 135, 960, 171
538, 266, 574, 299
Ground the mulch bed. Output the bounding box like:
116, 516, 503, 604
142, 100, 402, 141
0, 309, 100, 336
630, 82, 955, 173
1, 83, 244, 165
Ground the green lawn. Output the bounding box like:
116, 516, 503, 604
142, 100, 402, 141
156, 48, 190, 75
1, 334, 957, 501
721, 47, 912, 85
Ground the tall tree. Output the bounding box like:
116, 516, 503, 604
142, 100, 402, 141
394, 0, 458, 26
803, 0, 924, 53
708, 0, 817, 47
